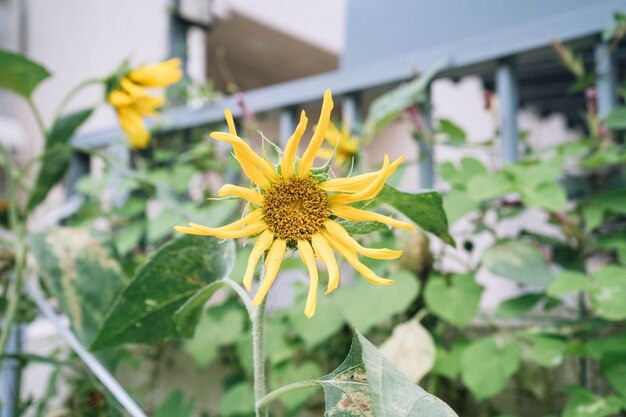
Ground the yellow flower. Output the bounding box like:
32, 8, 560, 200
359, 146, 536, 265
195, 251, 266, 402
107, 59, 182, 149
175, 90, 415, 317
316, 121, 360, 166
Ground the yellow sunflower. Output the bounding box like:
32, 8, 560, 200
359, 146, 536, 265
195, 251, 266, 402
316, 121, 359, 166
175, 90, 415, 317
107, 59, 182, 149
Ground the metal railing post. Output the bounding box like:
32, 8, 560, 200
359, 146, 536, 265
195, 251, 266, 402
594, 42, 617, 119
496, 60, 520, 163
0, 320, 21, 417
341, 92, 362, 128
419, 88, 435, 189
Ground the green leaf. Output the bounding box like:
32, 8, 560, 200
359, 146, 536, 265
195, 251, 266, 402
431, 342, 467, 380
0, 49, 50, 97
380, 319, 436, 383
317, 330, 458, 417
467, 172, 515, 202
588, 265, 626, 321
494, 293, 543, 318
153, 391, 195, 417
562, 387, 623, 417
373, 185, 454, 246
443, 189, 479, 223
585, 332, 626, 359
546, 270, 590, 297
519, 182, 567, 212
220, 383, 254, 417
340, 220, 389, 235
289, 293, 345, 349
30, 227, 126, 345
602, 352, 626, 400
91, 236, 235, 349
114, 221, 145, 257
597, 231, 626, 264
336, 270, 420, 333
482, 241, 553, 288
460, 337, 521, 400
526, 336, 567, 367
184, 303, 245, 368
28, 108, 94, 211
363, 64, 440, 140
438, 119, 467, 146
174, 281, 225, 338
439, 158, 486, 189
424, 274, 482, 328
605, 106, 626, 130
270, 361, 321, 411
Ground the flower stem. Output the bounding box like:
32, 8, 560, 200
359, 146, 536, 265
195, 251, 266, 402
252, 296, 267, 417
256, 380, 319, 412
53, 78, 103, 121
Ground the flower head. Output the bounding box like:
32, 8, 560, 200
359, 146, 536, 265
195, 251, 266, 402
107, 59, 182, 149
175, 90, 415, 317
316, 121, 360, 166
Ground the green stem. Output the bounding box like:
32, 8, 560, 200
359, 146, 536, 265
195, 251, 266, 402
53, 78, 103, 121
256, 380, 319, 412
27, 97, 47, 138
223, 278, 253, 318
0, 168, 27, 356
252, 297, 268, 417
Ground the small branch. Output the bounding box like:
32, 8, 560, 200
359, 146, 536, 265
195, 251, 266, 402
256, 380, 319, 412
222, 278, 253, 318
252, 297, 268, 417
53, 78, 103, 121
27, 97, 47, 138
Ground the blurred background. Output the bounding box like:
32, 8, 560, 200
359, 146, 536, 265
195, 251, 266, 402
1, 0, 625, 416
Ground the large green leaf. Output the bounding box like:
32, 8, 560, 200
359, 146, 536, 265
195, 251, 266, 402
482, 241, 553, 288
30, 227, 126, 345
0, 49, 50, 97
605, 106, 626, 130
546, 270, 590, 297
601, 352, 626, 399
91, 236, 235, 349
460, 337, 521, 400
316, 330, 458, 417
363, 64, 440, 140
28, 108, 94, 211
373, 185, 454, 246
588, 265, 626, 321
494, 293, 543, 318
424, 274, 482, 328
562, 387, 623, 417
439, 157, 486, 189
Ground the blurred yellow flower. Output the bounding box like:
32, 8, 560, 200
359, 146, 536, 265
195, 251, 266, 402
316, 121, 360, 165
175, 90, 414, 317
107, 59, 182, 149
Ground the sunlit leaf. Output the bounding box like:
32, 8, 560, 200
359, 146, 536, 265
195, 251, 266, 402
588, 265, 626, 321
424, 274, 482, 328
483, 241, 553, 288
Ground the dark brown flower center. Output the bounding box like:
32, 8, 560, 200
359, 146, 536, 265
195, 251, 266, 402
263, 175, 330, 243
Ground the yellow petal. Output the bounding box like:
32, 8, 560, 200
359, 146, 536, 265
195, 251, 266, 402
251, 239, 287, 305
134, 94, 165, 116
224, 109, 237, 135
298, 240, 319, 318
128, 58, 183, 88
320, 156, 404, 193
218, 184, 264, 206
324, 220, 403, 260
298, 89, 334, 176
108, 89, 133, 108
281, 110, 308, 176
117, 107, 150, 149
330, 204, 416, 231
120, 78, 146, 98
243, 230, 274, 291
210, 132, 277, 183
329, 155, 390, 204
311, 233, 340, 294
178, 220, 266, 239
203, 209, 264, 231
315, 147, 335, 161
321, 230, 394, 286
324, 122, 341, 146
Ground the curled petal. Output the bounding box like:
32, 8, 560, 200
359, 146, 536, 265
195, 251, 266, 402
218, 184, 264, 206
281, 110, 308, 176
120, 78, 146, 98
175, 219, 266, 239
298, 89, 334, 176
108, 89, 133, 107
320, 156, 403, 193
243, 230, 274, 291
328, 155, 390, 204
330, 204, 415, 231
321, 231, 394, 286
128, 58, 183, 88
251, 239, 287, 305
324, 220, 403, 260
211, 132, 277, 184
117, 107, 150, 149
311, 233, 339, 294
224, 109, 237, 135
298, 240, 319, 318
